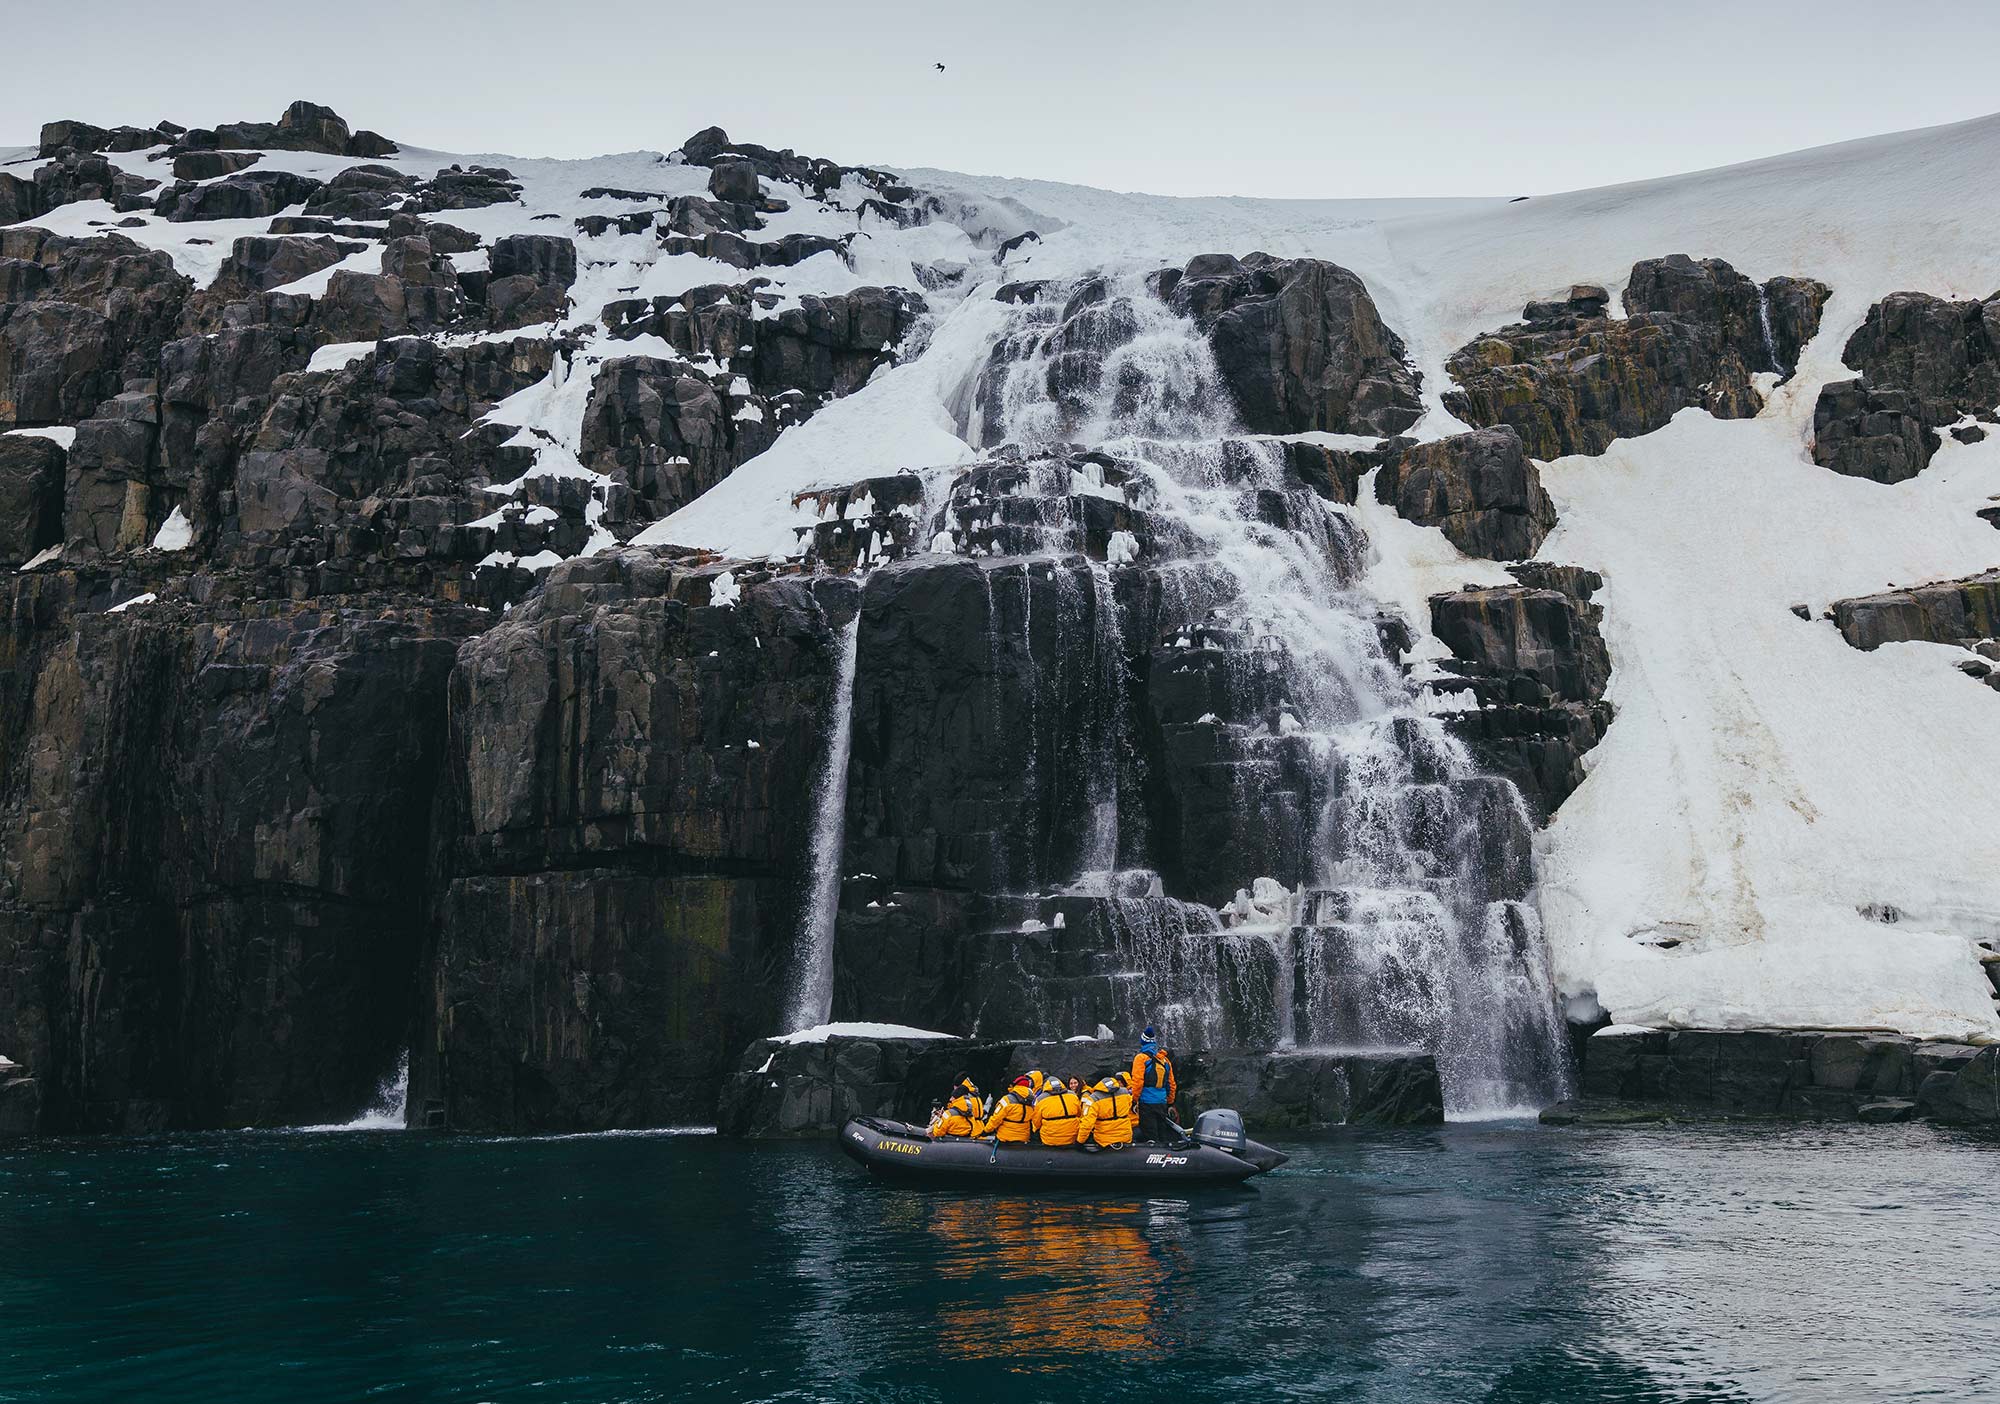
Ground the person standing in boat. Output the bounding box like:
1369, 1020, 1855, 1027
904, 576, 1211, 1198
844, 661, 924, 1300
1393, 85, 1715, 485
928, 1075, 984, 1138
976, 1076, 1036, 1143
1129, 1027, 1179, 1144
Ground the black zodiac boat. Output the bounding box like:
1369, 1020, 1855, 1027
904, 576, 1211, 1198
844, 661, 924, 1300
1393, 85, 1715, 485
838, 1108, 1288, 1186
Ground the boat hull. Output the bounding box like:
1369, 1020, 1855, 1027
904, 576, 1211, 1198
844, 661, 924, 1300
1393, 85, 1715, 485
837, 1117, 1286, 1186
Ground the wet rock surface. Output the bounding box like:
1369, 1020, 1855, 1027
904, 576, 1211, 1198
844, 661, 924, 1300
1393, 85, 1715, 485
1427, 565, 1614, 820
1375, 427, 1556, 560
1166, 252, 1423, 436
1558, 1028, 2000, 1125
1445, 255, 1827, 459
0, 572, 483, 1131
411, 553, 861, 1133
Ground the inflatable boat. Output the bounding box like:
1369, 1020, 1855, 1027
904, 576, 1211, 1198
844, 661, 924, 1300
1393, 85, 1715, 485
838, 1109, 1288, 1186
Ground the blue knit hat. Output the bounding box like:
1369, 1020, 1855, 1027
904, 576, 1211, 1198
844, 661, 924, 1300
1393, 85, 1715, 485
1142, 1025, 1157, 1041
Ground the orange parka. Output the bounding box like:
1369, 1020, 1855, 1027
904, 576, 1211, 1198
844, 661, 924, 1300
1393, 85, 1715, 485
976, 1087, 1035, 1143
928, 1083, 985, 1138
1079, 1082, 1135, 1146
1031, 1085, 1084, 1146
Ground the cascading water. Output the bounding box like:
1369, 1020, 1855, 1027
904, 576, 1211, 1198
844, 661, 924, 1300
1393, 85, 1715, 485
784, 611, 862, 1032
1757, 284, 1783, 375
952, 269, 1571, 1113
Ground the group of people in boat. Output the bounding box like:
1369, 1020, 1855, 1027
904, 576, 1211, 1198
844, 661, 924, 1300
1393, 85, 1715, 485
926, 1026, 1182, 1150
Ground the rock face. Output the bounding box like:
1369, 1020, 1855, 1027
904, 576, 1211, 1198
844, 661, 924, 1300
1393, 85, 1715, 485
1445, 255, 1829, 459
716, 1034, 1443, 1138
412, 552, 861, 1132
0, 576, 483, 1131
1566, 1028, 2000, 1124
583, 285, 921, 523
0, 434, 66, 565
1428, 565, 1614, 820
0, 230, 191, 428
0, 1056, 37, 1135
1374, 427, 1556, 560
1812, 291, 2000, 483
0, 108, 952, 1136
1165, 253, 1423, 436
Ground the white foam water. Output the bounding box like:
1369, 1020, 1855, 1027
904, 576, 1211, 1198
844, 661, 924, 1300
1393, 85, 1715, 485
785, 610, 863, 1032
967, 270, 1572, 1113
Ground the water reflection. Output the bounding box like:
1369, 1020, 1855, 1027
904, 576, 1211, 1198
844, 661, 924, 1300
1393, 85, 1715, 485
924, 1199, 1176, 1360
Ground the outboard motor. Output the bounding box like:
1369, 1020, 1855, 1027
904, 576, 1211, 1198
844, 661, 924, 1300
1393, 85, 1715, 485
1192, 1108, 1247, 1153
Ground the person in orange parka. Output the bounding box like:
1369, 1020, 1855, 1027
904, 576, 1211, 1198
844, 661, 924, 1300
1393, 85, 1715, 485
1129, 1026, 1179, 1144
927, 1075, 985, 1138
1031, 1077, 1083, 1147
1078, 1076, 1134, 1147
976, 1076, 1037, 1143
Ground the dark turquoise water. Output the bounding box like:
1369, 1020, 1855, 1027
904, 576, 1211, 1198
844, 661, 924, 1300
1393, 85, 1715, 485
0, 1120, 1993, 1402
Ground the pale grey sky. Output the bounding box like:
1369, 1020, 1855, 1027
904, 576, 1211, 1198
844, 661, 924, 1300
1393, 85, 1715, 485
7, 0, 1992, 198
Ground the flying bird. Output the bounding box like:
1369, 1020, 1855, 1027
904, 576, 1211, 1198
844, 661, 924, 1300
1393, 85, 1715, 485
935, 62, 946, 72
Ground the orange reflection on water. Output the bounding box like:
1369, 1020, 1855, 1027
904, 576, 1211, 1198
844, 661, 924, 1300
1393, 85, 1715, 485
923, 1197, 1173, 1364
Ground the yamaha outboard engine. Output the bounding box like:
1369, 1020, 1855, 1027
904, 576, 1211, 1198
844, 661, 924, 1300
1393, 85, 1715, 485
1192, 1108, 1247, 1153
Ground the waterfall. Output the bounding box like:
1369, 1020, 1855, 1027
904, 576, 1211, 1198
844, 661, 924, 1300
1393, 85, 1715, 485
1757, 284, 1782, 374
955, 270, 1571, 1113
784, 610, 862, 1032
324, 1050, 408, 1131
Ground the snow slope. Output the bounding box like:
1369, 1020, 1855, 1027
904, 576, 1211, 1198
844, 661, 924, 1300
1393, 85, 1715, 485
668, 114, 2000, 1040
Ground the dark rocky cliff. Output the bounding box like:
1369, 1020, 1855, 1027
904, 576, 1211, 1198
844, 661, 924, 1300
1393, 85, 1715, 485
6, 101, 1989, 1138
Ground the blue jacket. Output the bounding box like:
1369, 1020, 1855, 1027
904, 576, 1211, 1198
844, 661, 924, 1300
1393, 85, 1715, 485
1133, 1040, 1175, 1104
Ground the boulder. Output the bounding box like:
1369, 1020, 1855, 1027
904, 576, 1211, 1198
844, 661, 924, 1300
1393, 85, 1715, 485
1427, 565, 1613, 819
161, 170, 323, 223
1445, 254, 1827, 459
1812, 291, 2000, 482
272, 100, 351, 154
1166, 252, 1422, 436
1831, 571, 2000, 650
38, 120, 111, 158
194, 234, 361, 310
1375, 427, 1556, 560
707, 160, 762, 205
29, 148, 158, 214
300, 163, 416, 220
411, 165, 520, 213
0, 172, 44, 226
479, 234, 577, 330
171, 150, 261, 181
